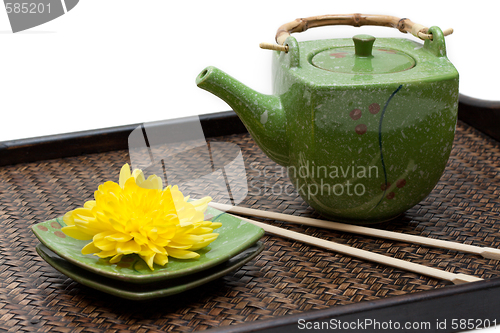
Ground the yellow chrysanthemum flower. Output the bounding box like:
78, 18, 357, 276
62, 163, 221, 270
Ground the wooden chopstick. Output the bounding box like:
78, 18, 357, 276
209, 202, 500, 260
227, 213, 482, 285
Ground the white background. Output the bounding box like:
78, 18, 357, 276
0, 1, 498, 331
0, 0, 498, 142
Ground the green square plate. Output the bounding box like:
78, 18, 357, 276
36, 241, 264, 300
32, 207, 264, 284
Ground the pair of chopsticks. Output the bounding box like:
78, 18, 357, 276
209, 202, 495, 285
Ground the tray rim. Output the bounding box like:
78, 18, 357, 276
207, 277, 500, 333
6, 94, 500, 332
0, 110, 247, 167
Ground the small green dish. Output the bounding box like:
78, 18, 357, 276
31, 207, 264, 284
36, 242, 264, 300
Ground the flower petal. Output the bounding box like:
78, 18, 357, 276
83, 200, 97, 210
109, 254, 123, 264
63, 210, 76, 226
139, 175, 163, 190
105, 232, 133, 242
61, 225, 93, 240
190, 196, 212, 212
152, 236, 171, 247
81, 241, 100, 255
166, 242, 192, 249
131, 232, 148, 245
172, 234, 203, 245
95, 249, 117, 258
108, 218, 126, 233
93, 230, 116, 241
72, 207, 95, 220
116, 240, 141, 254
94, 235, 117, 251
119, 163, 132, 188
132, 169, 146, 184
209, 222, 222, 230
147, 241, 167, 255
189, 234, 219, 251
153, 253, 169, 266
189, 226, 218, 235
167, 248, 200, 260
139, 252, 155, 270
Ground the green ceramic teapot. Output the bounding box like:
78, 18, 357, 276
196, 14, 459, 223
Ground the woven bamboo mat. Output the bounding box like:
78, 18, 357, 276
1, 121, 500, 332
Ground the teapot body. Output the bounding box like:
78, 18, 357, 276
272, 35, 459, 223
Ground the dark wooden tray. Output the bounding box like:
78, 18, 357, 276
1, 95, 500, 332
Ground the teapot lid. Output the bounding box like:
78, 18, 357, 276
311, 34, 415, 74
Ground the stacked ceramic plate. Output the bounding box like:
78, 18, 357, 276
31, 206, 265, 300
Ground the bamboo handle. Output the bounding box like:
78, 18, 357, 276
209, 202, 500, 260
231, 214, 482, 285
273, 13, 453, 45
259, 42, 289, 52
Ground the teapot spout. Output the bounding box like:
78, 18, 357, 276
196, 66, 289, 166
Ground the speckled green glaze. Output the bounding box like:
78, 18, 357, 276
196, 27, 459, 223
31, 206, 264, 283
35, 242, 264, 300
